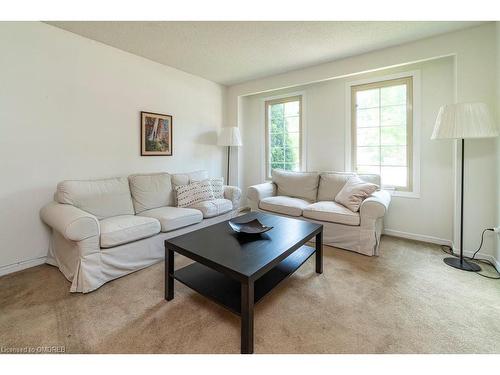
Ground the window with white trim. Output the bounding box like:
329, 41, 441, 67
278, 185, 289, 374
351, 77, 413, 191
265, 96, 302, 178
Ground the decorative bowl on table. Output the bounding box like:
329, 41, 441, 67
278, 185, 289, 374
228, 218, 273, 234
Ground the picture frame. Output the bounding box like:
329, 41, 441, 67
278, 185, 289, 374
140, 111, 173, 156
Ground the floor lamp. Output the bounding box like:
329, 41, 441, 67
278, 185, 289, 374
217, 127, 242, 185
432, 102, 499, 272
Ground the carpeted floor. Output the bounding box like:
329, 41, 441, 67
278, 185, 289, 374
1, 235, 499, 354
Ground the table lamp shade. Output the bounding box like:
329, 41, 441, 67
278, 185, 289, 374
432, 102, 498, 140
218, 127, 242, 146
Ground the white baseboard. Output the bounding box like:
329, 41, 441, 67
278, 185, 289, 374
383, 228, 453, 247
383, 228, 500, 272
0, 256, 47, 277
460, 250, 500, 272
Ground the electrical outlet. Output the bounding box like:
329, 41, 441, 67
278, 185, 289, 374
493, 227, 500, 234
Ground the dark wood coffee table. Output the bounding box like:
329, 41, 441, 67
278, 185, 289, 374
164, 211, 323, 354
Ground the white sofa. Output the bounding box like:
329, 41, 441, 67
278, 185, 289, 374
247, 170, 391, 256
40, 170, 241, 293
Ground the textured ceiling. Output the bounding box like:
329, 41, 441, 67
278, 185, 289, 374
46, 21, 485, 86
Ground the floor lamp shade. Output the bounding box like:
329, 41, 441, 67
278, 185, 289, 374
432, 102, 499, 139
218, 127, 242, 185
431, 102, 498, 272
217, 127, 242, 146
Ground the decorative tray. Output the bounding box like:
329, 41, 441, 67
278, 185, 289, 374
228, 218, 273, 234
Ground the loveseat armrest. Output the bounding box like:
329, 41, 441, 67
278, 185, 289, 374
224, 185, 242, 209
360, 190, 391, 222
40, 201, 100, 242
247, 182, 277, 204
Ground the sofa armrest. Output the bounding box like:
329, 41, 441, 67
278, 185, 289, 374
247, 182, 277, 203
224, 185, 242, 209
360, 190, 391, 221
40, 202, 100, 242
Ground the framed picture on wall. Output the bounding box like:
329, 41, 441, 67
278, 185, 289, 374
140, 111, 173, 156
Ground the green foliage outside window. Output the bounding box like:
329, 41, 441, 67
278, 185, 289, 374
269, 101, 300, 172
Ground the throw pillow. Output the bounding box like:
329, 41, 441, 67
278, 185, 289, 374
334, 175, 379, 212
176, 180, 214, 208
209, 177, 224, 199
190, 176, 224, 198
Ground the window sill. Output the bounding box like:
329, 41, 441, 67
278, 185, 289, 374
385, 188, 420, 199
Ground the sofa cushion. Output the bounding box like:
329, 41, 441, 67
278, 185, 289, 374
271, 169, 319, 202
128, 172, 174, 213
171, 170, 209, 187
138, 206, 203, 232
317, 172, 380, 201
259, 196, 310, 217
99, 215, 161, 248
56, 177, 134, 220
303, 201, 360, 226
190, 198, 233, 218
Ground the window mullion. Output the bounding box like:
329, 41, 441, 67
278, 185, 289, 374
282, 110, 286, 169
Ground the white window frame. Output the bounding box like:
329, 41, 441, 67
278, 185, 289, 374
345, 70, 421, 198
261, 91, 307, 181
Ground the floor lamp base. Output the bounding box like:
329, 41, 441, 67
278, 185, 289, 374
443, 257, 481, 272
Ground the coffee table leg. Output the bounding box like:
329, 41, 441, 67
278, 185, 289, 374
165, 247, 174, 301
315, 230, 323, 274
241, 280, 254, 354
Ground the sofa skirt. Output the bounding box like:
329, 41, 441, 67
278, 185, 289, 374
254, 208, 383, 256
47, 210, 238, 293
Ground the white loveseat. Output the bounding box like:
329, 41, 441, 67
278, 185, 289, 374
40, 170, 241, 293
247, 170, 391, 256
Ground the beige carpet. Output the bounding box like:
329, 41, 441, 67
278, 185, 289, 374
1, 235, 500, 354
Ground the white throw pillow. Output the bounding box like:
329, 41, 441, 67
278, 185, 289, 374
175, 180, 214, 208
209, 177, 224, 199
190, 175, 224, 199
334, 176, 379, 212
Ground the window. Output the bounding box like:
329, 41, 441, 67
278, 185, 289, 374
351, 77, 413, 191
265, 96, 302, 178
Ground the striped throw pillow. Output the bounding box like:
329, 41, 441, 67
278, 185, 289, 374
176, 180, 214, 208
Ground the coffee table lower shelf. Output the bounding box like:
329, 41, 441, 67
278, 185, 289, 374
174, 245, 315, 315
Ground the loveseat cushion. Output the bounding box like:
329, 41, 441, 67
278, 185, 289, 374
317, 172, 380, 201
56, 177, 135, 220
99, 215, 161, 248
138, 206, 203, 232
190, 198, 233, 218
303, 201, 360, 226
271, 169, 319, 201
259, 196, 310, 217
128, 172, 174, 213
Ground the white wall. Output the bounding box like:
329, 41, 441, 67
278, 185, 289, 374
0, 22, 226, 273
227, 23, 499, 260
241, 58, 455, 243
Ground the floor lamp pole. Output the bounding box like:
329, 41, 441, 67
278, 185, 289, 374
226, 145, 231, 185
443, 138, 481, 272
